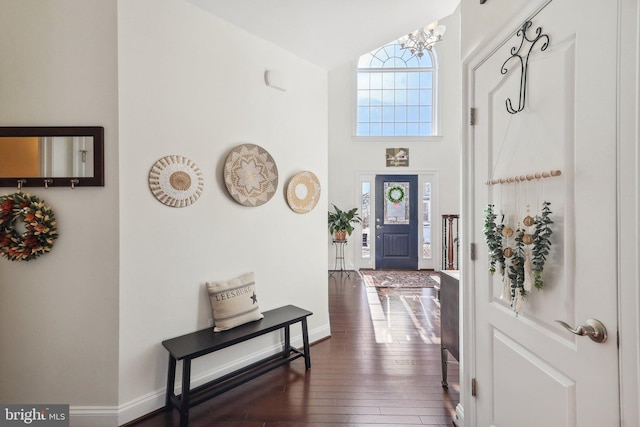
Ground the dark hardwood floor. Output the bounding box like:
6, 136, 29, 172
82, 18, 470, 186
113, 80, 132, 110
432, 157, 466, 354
125, 272, 459, 427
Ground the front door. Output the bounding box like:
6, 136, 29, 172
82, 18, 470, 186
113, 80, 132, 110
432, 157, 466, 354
375, 175, 418, 270
468, 1, 619, 426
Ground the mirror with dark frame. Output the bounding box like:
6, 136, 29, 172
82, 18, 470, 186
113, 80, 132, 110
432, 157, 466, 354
0, 126, 104, 188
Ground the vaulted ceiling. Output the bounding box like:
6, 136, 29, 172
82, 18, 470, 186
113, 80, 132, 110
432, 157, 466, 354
187, 0, 459, 69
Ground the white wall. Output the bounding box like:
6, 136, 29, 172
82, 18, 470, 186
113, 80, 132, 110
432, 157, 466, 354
0, 0, 330, 425
0, 0, 120, 409
327, 11, 462, 270
460, 0, 531, 59
117, 0, 330, 423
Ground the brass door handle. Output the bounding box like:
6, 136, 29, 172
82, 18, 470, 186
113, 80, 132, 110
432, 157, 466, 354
555, 319, 608, 343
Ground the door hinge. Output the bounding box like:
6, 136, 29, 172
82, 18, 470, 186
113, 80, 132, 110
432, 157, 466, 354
470, 107, 477, 126
471, 378, 478, 397
470, 243, 477, 261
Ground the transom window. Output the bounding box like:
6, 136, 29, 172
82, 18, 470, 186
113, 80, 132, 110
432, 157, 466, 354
356, 42, 437, 137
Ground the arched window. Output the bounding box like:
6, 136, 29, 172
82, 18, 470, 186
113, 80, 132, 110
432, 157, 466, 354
356, 42, 437, 137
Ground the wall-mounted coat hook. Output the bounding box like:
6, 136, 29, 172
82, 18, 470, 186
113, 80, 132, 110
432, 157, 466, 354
17, 179, 26, 192
70, 179, 79, 189
44, 179, 53, 189
501, 20, 550, 114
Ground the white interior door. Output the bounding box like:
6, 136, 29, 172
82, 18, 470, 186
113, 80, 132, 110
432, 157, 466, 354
469, 1, 620, 426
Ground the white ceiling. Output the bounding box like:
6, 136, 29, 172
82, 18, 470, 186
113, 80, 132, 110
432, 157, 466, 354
187, 0, 459, 69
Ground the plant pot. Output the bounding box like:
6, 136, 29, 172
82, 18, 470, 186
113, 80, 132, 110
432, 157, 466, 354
334, 230, 347, 241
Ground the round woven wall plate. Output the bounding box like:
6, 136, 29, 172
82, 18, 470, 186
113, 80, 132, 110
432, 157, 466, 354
286, 171, 321, 214
148, 155, 204, 208
224, 144, 278, 207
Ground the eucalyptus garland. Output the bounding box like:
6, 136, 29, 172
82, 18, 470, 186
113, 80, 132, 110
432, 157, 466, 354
0, 193, 58, 262
531, 201, 553, 289
386, 185, 406, 204
508, 227, 526, 300
484, 201, 553, 315
483, 204, 505, 275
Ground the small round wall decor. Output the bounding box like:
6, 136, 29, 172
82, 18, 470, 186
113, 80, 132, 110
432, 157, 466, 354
224, 143, 278, 207
148, 155, 204, 208
0, 192, 58, 262
286, 171, 321, 214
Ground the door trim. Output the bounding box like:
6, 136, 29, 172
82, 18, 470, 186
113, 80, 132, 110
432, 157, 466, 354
617, 1, 640, 425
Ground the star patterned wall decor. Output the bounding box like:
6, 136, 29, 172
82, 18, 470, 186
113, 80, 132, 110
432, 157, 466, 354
223, 143, 279, 207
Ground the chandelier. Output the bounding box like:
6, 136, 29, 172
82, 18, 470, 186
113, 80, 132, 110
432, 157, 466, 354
399, 21, 446, 58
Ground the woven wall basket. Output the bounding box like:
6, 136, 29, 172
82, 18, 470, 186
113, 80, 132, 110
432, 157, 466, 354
286, 171, 321, 213
148, 155, 204, 208
223, 143, 278, 207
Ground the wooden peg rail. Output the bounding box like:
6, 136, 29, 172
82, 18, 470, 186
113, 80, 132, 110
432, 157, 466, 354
485, 170, 561, 186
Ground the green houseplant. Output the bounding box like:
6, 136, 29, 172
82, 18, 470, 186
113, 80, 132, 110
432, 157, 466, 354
328, 204, 361, 241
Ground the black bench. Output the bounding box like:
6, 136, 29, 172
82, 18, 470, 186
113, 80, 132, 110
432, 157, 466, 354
162, 304, 312, 427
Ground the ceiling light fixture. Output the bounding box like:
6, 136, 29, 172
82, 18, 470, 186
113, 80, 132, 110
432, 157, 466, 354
399, 21, 447, 58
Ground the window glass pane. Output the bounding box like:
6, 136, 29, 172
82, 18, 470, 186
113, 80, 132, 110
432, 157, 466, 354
361, 182, 371, 258
407, 90, 420, 105
357, 73, 370, 89
370, 106, 382, 122
370, 90, 382, 106
383, 181, 410, 225
358, 106, 369, 122
420, 89, 433, 105
407, 106, 419, 121
382, 90, 394, 105
395, 123, 407, 136
420, 123, 432, 135
422, 182, 432, 258
357, 123, 369, 135
407, 72, 420, 89
382, 73, 394, 89
418, 54, 432, 67
420, 106, 433, 121
370, 123, 382, 135
382, 123, 395, 136
407, 123, 420, 136
370, 73, 382, 89
358, 90, 370, 106
383, 106, 394, 122
420, 72, 433, 88
395, 72, 407, 89
395, 90, 407, 105
395, 106, 407, 121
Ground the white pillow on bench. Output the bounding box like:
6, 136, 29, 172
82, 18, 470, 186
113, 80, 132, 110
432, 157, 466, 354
206, 272, 264, 332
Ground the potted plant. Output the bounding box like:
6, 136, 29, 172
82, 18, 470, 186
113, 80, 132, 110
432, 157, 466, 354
328, 204, 361, 241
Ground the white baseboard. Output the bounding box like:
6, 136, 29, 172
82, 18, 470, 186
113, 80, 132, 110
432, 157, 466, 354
69, 406, 119, 427
101, 324, 331, 426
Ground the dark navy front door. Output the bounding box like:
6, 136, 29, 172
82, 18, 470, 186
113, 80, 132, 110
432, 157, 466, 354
374, 175, 418, 270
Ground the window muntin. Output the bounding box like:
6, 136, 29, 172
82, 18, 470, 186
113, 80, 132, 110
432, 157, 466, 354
357, 42, 436, 137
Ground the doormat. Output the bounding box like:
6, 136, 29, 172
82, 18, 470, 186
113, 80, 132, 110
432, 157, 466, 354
359, 270, 440, 288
